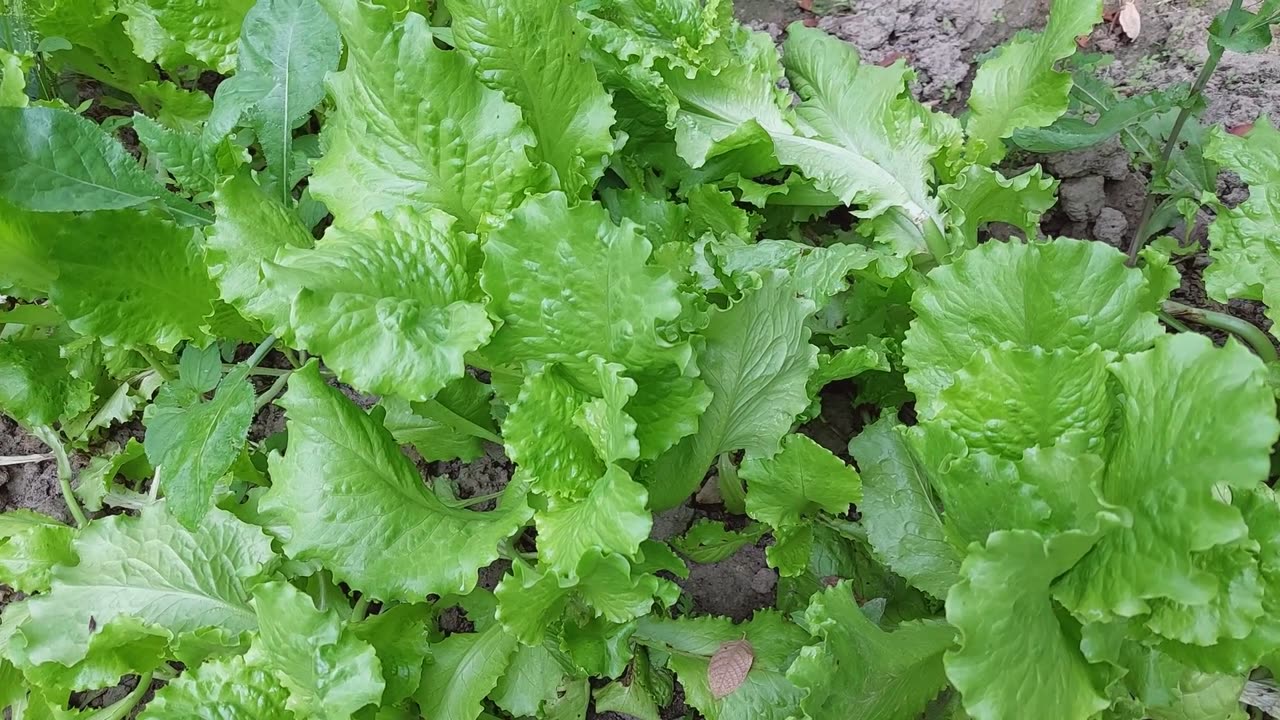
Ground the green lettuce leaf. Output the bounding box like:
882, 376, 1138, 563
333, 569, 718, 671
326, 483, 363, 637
1204, 118, 1280, 335
536, 465, 652, 579
964, 0, 1102, 164
246, 581, 384, 719
903, 238, 1164, 414
0, 512, 75, 594
0, 335, 95, 430
138, 654, 296, 720
790, 582, 954, 720
848, 418, 961, 599
445, 0, 615, 197
415, 622, 517, 720
261, 364, 532, 602
741, 434, 861, 575
8, 504, 275, 670
352, 604, 433, 706
946, 529, 1112, 720
481, 192, 683, 371
378, 375, 499, 464
311, 0, 539, 230
644, 271, 817, 509
48, 210, 220, 351
937, 165, 1058, 248
1057, 335, 1280, 625
120, 0, 254, 73
263, 208, 492, 401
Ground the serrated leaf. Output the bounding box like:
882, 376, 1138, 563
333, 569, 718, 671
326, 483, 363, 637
965, 0, 1102, 164
903, 238, 1164, 415
445, 0, 614, 197
790, 582, 954, 719
246, 581, 384, 719
937, 165, 1058, 248
351, 604, 432, 705
482, 192, 683, 371
848, 418, 960, 599
0, 106, 205, 223
8, 504, 275, 670
0, 513, 74, 594
536, 465, 652, 579
491, 643, 567, 718
120, 0, 254, 73
644, 271, 817, 509
133, 114, 241, 195
311, 0, 539, 230
946, 529, 1111, 720
261, 364, 532, 601
144, 369, 255, 529
261, 208, 493, 401
138, 654, 296, 719
1056, 335, 1280, 623
0, 335, 94, 430
673, 519, 767, 564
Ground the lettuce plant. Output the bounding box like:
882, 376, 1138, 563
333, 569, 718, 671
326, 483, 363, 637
0, 0, 1278, 718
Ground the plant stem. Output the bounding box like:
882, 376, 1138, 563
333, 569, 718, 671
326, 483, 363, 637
136, 347, 174, 382
254, 372, 292, 412
351, 594, 372, 622
1164, 300, 1278, 363
1158, 310, 1193, 333
31, 427, 88, 528
0, 453, 53, 466
243, 334, 279, 371
1126, 0, 1244, 266
95, 672, 154, 720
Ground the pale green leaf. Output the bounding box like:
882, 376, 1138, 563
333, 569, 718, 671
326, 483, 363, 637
481, 192, 683, 371
1057, 335, 1280, 623
414, 623, 517, 720
903, 238, 1164, 413
937, 165, 1058, 248
644, 271, 817, 509
965, 0, 1102, 163
0, 336, 94, 430
311, 0, 538, 230
351, 604, 432, 705
445, 0, 614, 196
0, 513, 74, 594
246, 581, 384, 719
262, 364, 532, 601
121, 0, 254, 73
536, 465, 652, 579
790, 582, 954, 720
139, 654, 296, 720
9, 504, 275, 669
1204, 118, 1280, 335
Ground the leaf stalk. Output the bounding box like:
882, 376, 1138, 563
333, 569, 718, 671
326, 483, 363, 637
1163, 300, 1278, 363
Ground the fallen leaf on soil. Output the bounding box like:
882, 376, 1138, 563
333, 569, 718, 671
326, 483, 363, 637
709, 640, 754, 699
796, 0, 813, 10
877, 51, 905, 67
1119, 0, 1141, 39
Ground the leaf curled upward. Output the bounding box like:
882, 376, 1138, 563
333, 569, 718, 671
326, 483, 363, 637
708, 640, 754, 699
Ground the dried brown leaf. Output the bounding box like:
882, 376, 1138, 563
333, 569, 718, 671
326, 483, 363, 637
1119, 0, 1141, 39
708, 639, 754, 699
